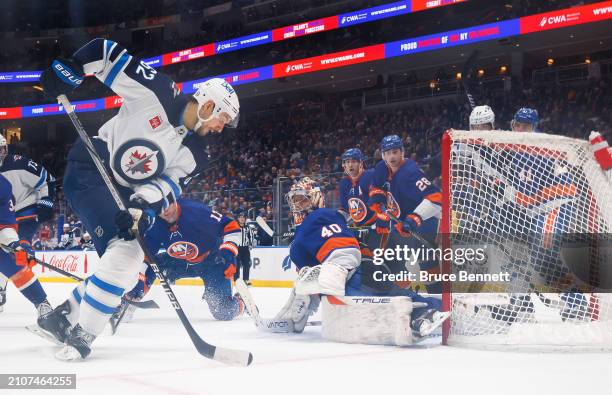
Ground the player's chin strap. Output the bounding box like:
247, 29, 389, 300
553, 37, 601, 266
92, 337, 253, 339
193, 113, 214, 132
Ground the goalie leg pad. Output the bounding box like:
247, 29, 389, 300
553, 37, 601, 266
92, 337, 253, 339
321, 295, 414, 346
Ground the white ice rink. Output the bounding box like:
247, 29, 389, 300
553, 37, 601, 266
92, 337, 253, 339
1, 282, 611, 395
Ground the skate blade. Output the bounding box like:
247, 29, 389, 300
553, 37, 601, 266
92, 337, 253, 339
55, 345, 83, 362
417, 311, 451, 337
25, 324, 63, 345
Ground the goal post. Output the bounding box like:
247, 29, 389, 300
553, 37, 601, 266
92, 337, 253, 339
441, 129, 612, 349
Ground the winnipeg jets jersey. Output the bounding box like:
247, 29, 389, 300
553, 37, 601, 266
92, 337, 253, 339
289, 208, 360, 270
72, 38, 209, 206
0, 154, 54, 212
339, 169, 376, 226
144, 199, 241, 264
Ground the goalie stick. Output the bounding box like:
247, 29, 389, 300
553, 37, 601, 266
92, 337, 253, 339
58, 95, 253, 366
235, 279, 321, 333
0, 243, 158, 309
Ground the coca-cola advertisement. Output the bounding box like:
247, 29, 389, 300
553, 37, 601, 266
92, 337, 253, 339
31, 251, 100, 279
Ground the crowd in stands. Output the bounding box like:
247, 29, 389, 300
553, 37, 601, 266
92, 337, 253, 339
0, 0, 592, 108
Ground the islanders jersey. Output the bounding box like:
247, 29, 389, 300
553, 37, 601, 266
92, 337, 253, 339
0, 153, 55, 213
144, 199, 241, 265
370, 159, 442, 221
339, 169, 376, 226
509, 151, 574, 207
71, 38, 209, 209
289, 208, 360, 270
0, 174, 16, 229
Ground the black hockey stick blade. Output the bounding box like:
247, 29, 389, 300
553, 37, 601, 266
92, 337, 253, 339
127, 299, 159, 309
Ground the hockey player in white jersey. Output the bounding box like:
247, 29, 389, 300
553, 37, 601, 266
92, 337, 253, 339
0, 135, 56, 312
39, 38, 239, 360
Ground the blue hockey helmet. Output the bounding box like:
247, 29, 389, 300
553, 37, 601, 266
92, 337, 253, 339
341, 148, 364, 162
511, 108, 539, 132
380, 135, 403, 152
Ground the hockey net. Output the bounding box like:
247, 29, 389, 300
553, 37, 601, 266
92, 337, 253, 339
441, 129, 612, 349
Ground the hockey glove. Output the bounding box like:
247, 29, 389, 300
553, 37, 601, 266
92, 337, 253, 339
9, 240, 36, 267
395, 213, 423, 238
216, 248, 237, 280
115, 199, 155, 241
36, 198, 55, 223
40, 57, 84, 99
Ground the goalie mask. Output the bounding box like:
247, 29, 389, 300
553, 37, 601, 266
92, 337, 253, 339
286, 177, 325, 226
192, 78, 240, 131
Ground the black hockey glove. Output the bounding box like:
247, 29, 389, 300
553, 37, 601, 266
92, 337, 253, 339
40, 57, 84, 99
115, 199, 156, 241
36, 198, 55, 222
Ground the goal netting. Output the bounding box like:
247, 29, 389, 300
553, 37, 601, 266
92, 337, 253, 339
441, 129, 612, 349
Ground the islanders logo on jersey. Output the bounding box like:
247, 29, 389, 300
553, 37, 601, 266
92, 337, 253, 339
386, 193, 401, 218
348, 197, 368, 223
113, 139, 165, 184
167, 241, 199, 263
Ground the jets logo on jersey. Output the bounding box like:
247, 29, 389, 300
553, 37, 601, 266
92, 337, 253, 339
167, 241, 199, 262
348, 197, 367, 223
113, 139, 165, 183
386, 193, 401, 218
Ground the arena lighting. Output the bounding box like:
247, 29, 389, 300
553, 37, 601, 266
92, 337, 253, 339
500, 65, 507, 73
455, 72, 462, 80
547, 58, 555, 66
585, 57, 592, 64
2, 1, 612, 119
477, 69, 485, 76
429, 81, 437, 89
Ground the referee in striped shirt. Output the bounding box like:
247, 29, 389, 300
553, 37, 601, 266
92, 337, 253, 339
234, 211, 257, 286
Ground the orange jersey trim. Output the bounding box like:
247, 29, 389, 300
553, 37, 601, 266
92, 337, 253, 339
11, 267, 36, 289
516, 184, 577, 207
425, 192, 442, 204
223, 220, 240, 235
316, 237, 359, 263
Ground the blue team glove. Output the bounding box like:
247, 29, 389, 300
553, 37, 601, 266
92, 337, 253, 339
40, 57, 84, 99
215, 248, 237, 280
8, 240, 36, 267
395, 213, 423, 238
114, 199, 156, 241
36, 198, 55, 223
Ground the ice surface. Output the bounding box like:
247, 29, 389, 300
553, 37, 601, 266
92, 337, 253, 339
1, 283, 610, 395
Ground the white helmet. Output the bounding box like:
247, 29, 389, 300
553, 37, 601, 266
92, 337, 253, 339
469, 105, 495, 130
192, 78, 240, 131
0, 134, 7, 166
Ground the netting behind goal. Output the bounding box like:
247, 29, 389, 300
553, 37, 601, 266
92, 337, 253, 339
441, 129, 612, 348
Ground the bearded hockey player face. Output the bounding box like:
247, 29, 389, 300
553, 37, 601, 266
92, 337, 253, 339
342, 159, 363, 178
196, 100, 233, 136
382, 148, 404, 170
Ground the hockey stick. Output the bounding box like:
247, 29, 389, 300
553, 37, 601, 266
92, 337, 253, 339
384, 209, 437, 249
235, 279, 321, 333
255, 216, 274, 238
58, 95, 252, 366
0, 243, 159, 309
461, 50, 480, 110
